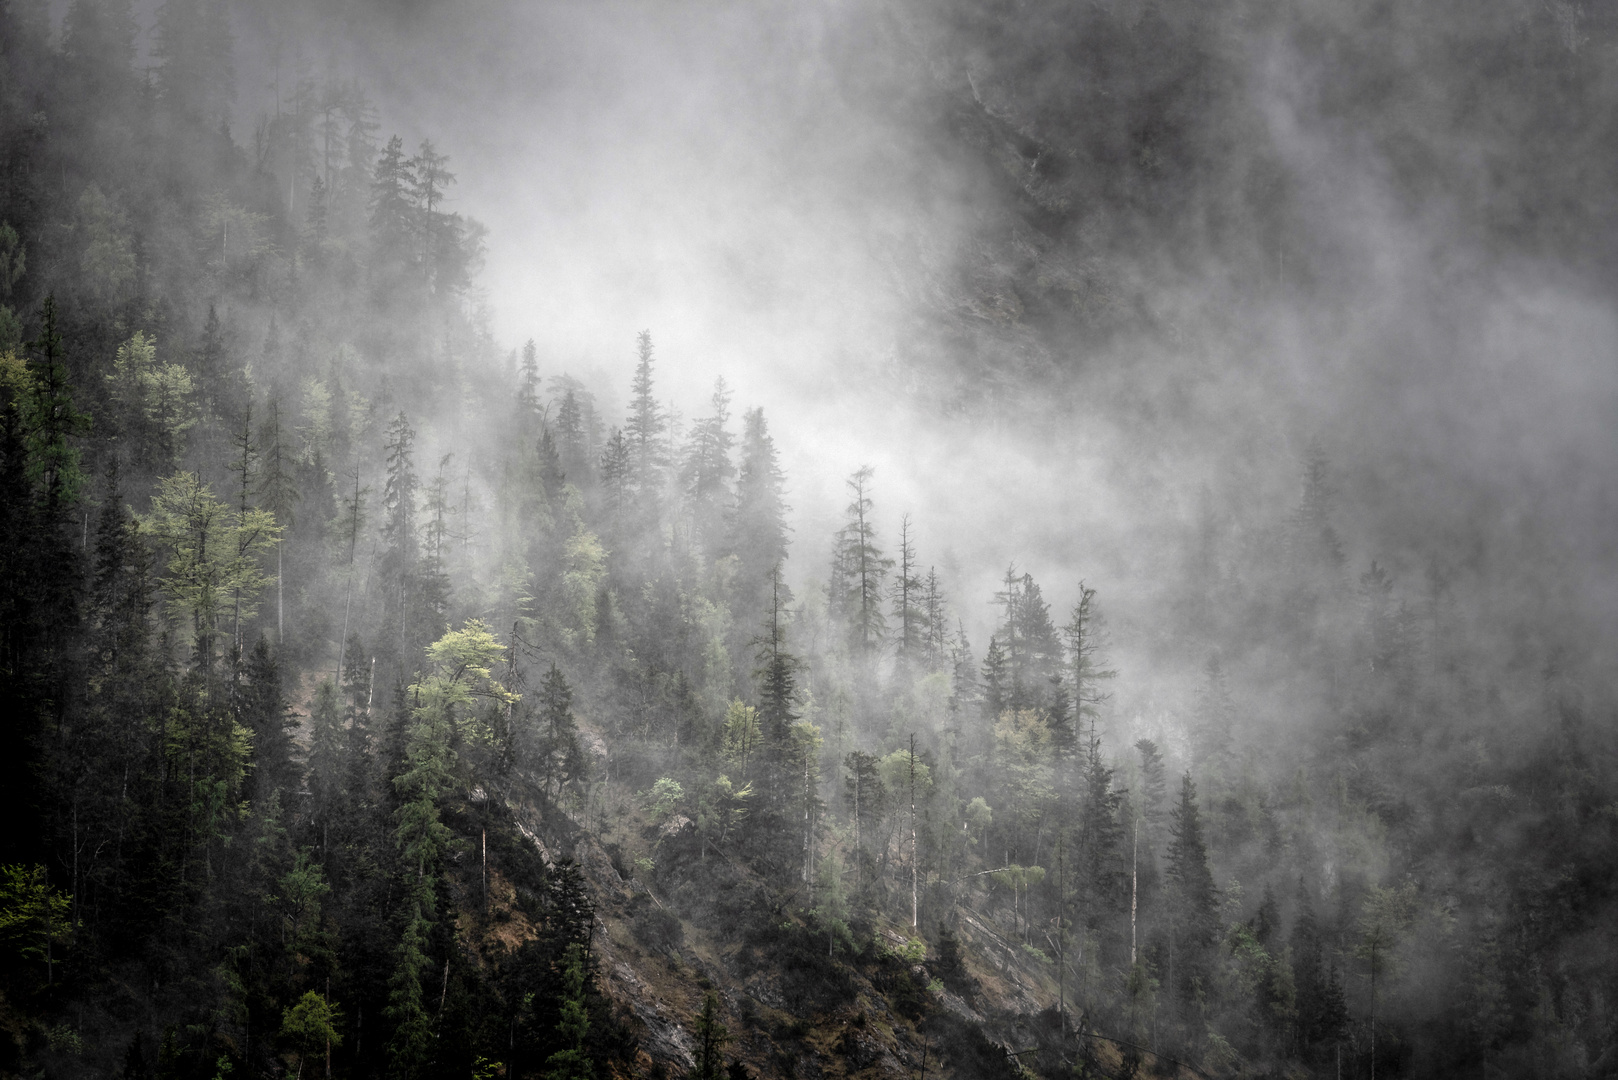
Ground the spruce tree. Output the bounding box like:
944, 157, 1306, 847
728, 406, 789, 628
688, 992, 730, 1080
543, 943, 593, 1080
889, 513, 924, 675
536, 663, 584, 802
684, 377, 734, 557
1064, 584, 1115, 749
832, 466, 890, 658
624, 330, 665, 491
1165, 773, 1218, 1006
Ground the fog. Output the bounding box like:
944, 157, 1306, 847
5, 0, 1617, 1074
221, 0, 1617, 687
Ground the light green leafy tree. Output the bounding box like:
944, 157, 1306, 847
109, 331, 195, 468
721, 700, 760, 777
693, 774, 751, 861
281, 990, 342, 1079
389, 621, 516, 1080
0, 864, 71, 983
640, 777, 684, 821
141, 471, 280, 667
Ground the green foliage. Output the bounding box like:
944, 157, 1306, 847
544, 943, 594, 1080
721, 700, 760, 775
281, 991, 343, 1071
693, 774, 752, 856
140, 471, 280, 664
883, 937, 927, 963
640, 777, 685, 821
0, 865, 70, 981
109, 331, 196, 467
689, 992, 730, 1080
275, 850, 330, 960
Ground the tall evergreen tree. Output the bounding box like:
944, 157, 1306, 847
1165, 773, 1218, 1008
624, 331, 665, 493
1064, 583, 1115, 749
889, 513, 924, 675
728, 406, 789, 624
369, 135, 417, 272
380, 412, 419, 665
831, 466, 890, 658
684, 376, 734, 557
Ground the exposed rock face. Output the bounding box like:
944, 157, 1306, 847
501, 793, 1101, 1080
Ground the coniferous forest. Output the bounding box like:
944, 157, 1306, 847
2, 1, 1617, 1079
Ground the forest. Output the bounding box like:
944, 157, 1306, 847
1, 1, 1616, 1079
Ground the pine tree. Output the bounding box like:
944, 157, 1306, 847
1014, 574, 1061, 705
1078, 739, 1127, 922
369, 135, 417, 270
624, 330, 665, 492
832, 466, 890, 658
535, 663, 584, 802
518, 339, 541, 419
843, 751, 885, 897
598, 429, 632, 531
688, 992, 730, 1080
728, 407, 789, 626
538, 426, 566, 500
1165, 773, 1218, 1006
554, 386, 593, 485
420, 453, 454, 637
381, 412, 419, 663
241, 637, 298, 804
980, 636, 1008, 720
307, 678, 345, 857
684, 377, 734, 557
889, 513, 924, 675
543, 943, 594, 1080
1064, 583, 1116, 749
755, 568, 799, 769
922, 567, 948, 673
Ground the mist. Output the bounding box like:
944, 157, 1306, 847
3, 0, 1615, 1076
232, 0, 1617, 673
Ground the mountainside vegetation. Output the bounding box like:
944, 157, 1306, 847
1, 2, 1616, 1080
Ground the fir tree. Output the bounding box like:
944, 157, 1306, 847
518, 339, 541, 418
684, 377, 734, 557
832, 466, 890, 658
543, 943, 593, 1080
688, 992, 730, 1080
889, 513, 924, 675
980, 636, 1008, 720
728, 406, 789, 628
624, 330, 665, 491
535, 663, 584, 802
1064, 583, 1116, 749
1165, 773, 1218, 1006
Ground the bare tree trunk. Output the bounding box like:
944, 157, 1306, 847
910, 734, 918, 929
1057, 839, 1065, 1038
1131, 820, 1138, 967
